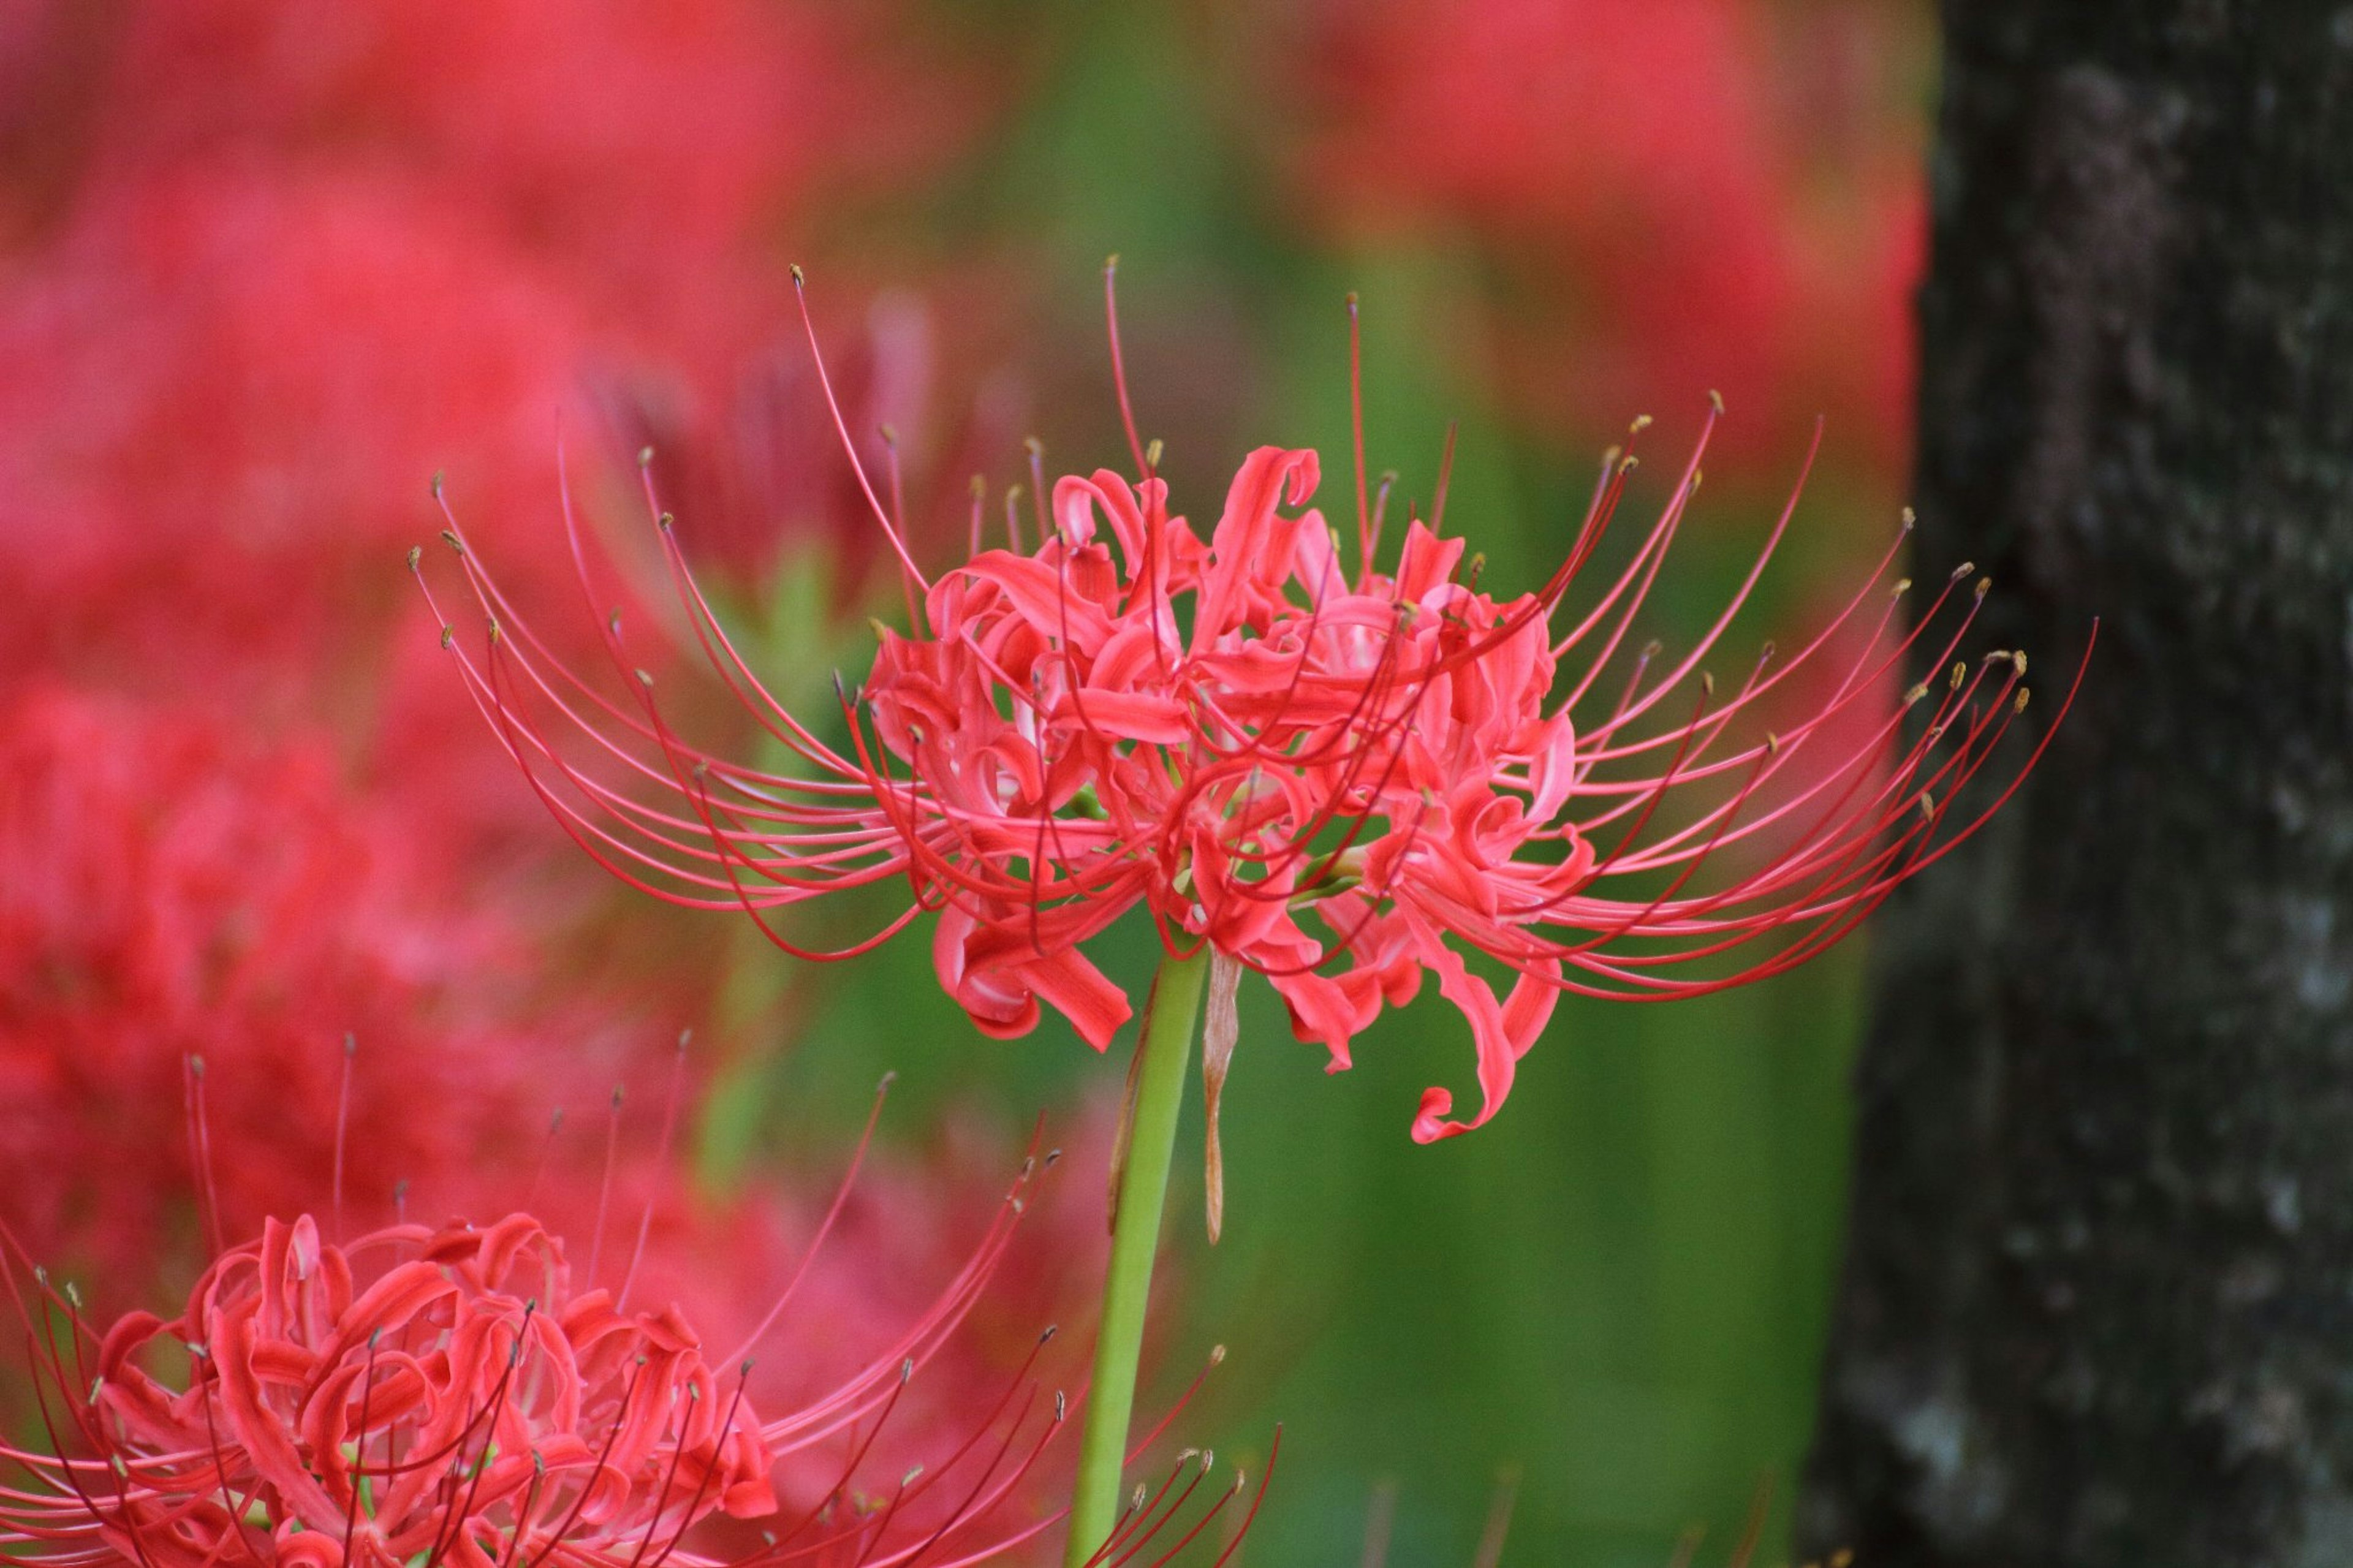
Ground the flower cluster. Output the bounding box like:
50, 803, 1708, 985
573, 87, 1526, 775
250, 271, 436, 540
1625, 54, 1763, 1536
0, 1067, 1259, 1568
23, 1213, 780, 1568
0, 0, 997, 841
0, 685, 578, 1289
1, 1208, 1057, 1568
73, 0, 968, 311
422, 281, 2083, 1142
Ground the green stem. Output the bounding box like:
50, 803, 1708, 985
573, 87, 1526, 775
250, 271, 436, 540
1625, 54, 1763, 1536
1064, 949, 1208, 1567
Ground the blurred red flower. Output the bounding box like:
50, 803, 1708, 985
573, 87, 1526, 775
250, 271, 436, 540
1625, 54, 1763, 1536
0, 684, 597, 1289
0, 174, 585, 704
1287, 0, 1928, 472
0, 0, 999, 718
0, 0, 1017, 866
12, 0, 979, 300
519, 1100, 1123, 1528
601, 284, 1032, 599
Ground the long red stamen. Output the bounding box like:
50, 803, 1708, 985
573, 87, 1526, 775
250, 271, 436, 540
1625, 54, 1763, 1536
1102, 259, 1148, 477
790, 268, 933, 611
617, 1032, 691, 1312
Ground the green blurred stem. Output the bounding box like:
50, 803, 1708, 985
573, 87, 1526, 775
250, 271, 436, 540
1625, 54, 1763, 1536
1064, 949, 1208, 1567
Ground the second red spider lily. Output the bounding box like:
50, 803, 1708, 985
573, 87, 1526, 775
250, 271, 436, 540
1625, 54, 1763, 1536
415, 276, 2086, 1148
0, 1062, 1266, 1568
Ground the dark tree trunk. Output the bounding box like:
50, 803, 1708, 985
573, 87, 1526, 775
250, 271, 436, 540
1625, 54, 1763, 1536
1799, 6, 2353, 1567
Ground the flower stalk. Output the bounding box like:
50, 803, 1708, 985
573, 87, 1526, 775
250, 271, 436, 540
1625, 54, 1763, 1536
1066, 948, 1208, 1566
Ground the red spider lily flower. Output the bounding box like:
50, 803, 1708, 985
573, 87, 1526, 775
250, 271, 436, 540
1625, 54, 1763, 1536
417, 275, 2088, 1143
0, 171, 589, 718
506, 1094, 1127, 1530
0, 1070, 1270, 1568
0, 684, 611, 1292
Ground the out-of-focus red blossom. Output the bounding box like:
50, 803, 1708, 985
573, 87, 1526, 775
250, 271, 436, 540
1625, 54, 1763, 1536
0, 173, 585, 699
0, 0, 998, 732
533, 1109, 1121, 1527
9, 0, 980, 299
0, 174, 992, 844
602, 288, 1029, 594
0, 1078, 1256, 1568
0, 684, 594, 1292
1287, 0, 1928, 471
420, 285, 2085, 1142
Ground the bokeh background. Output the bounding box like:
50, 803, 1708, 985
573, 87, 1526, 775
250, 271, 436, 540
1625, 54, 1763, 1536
0, 1, 1933, 1560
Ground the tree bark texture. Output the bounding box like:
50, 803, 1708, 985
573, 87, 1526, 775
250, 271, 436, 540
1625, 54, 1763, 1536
1800, 6, 2353, 1566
